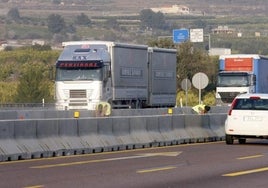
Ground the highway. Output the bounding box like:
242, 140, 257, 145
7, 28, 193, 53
1, 140, 268, 188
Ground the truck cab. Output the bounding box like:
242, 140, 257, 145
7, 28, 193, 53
55, 43, 111, 110
216, 71, 256, 105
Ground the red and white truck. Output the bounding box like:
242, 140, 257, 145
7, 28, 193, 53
216, 54, 268, 105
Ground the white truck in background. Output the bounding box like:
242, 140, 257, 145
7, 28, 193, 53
216, 54, 268, 105
55, 41, 177, 110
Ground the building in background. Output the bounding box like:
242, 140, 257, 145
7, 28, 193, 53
212, 26, 235, 34
151, 4, 190, 15
209, 48, 231, 56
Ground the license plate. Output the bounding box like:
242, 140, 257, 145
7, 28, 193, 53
243, 116, 263, 121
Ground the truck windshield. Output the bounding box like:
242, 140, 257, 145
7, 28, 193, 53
217, 75, 249, 87
56, 67, 103, 81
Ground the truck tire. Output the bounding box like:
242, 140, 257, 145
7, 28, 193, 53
225, 134, 234, 145
130, 100, 142, 109
238, 138, 246, 144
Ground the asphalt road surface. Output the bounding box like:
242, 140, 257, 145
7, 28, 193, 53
1, 140, 268, 188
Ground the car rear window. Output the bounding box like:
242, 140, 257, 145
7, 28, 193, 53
233, 98, 268, 110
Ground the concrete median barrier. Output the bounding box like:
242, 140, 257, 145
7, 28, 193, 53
78, 118, 104, 153
184, 115, 216, 142
172, 115, 191, 144
112, 117, 134, 150
14, 120, 46, 159
0, 112, 227, 161
0, 120, 28, 161
209, 114, 227, 140
97, 118, 120, 152
37, 119, 65, 157
129, 116, 151, 148
158, 115, 178, 145
146, 116, 164, 147
58, 119, 86, 155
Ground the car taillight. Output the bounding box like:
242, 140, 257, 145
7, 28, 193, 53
228, 98, 238, 115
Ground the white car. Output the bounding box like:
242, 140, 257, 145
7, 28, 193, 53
225, 93, 268, 144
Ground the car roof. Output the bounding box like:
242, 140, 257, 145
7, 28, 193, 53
235, 93, 268, 99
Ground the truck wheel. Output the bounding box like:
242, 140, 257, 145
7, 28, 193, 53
225, 134, 234, 145
130, 100, 139, 109
238, 138, 246, 144
131, 100, 142, 109
136, 100, 143, 109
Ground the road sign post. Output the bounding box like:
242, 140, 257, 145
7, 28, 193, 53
181, 78, 191, 106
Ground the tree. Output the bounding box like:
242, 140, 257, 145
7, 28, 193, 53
0, 82, 17, 103
7, 7, 21, 22
75, 13, 91, 26
177, 41, 208, 82
147, 38, 176, 49
15, 61, 53, 103
177, 41, 218, 95
152, 12, 166, 29
140, 9, 166, 29
52, 0, 61, 4
47, 14, 66, 34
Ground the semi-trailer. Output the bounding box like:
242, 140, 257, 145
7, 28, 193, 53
216, 54, 268, 105
55, 41, 177, 110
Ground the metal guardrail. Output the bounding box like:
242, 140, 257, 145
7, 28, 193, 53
0, 103, 56, 110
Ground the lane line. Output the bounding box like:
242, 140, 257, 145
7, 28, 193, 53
223, 167, 268, 177
31, 152, 181, 169
223, 154, 266, 177
30, 155, 146, 169
237, 154, 264, 160
137, 166, 176, 173
24, 185, 44, 188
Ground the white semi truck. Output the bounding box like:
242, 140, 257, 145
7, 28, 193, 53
55, 41, 177, 110
216, 54, 268, 105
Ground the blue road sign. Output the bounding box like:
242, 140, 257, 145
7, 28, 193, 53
173, 29, 189, 43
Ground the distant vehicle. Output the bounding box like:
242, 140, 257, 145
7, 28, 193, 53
55, 41, 177, 110
216, 54, 268, 106
225, 93, 268, 144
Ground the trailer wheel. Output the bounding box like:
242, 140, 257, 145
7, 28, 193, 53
238, 138, 246, 144
136, 100, 143, 109
130, 100, 142, 109
130, 100, 136, 109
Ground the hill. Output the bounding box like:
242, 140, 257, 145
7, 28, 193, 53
1, 0, 268, 55
1, 0, 268, 18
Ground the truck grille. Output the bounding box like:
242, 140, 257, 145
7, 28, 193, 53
70, 90, 87, 98
69, 103, 88, 106
219, 92, 240, 103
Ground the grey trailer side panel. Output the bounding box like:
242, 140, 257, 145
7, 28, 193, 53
111, 44, 148, 100
148, 47, 177, 107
